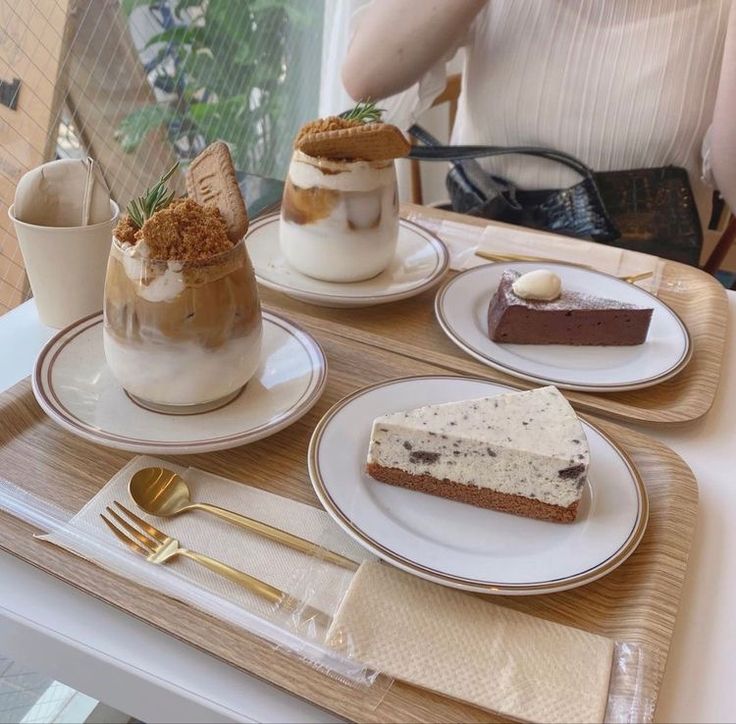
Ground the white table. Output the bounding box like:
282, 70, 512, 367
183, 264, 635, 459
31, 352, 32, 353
1, 298, 734, 724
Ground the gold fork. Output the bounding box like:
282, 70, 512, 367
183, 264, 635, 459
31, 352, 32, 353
101, 501, 331, 626
474, 250, 654, 284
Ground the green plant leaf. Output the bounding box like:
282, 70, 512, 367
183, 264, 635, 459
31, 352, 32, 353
126, 162, 179, 228
233, 43, 260, 66
121, 0, 152, 17
187, 96, 248, 137
204, 0, 256, 35
340, 99, 385, 123
118, 0, 323, 179
173, 0, 203, 20
251, 0, 311, 25
116, 105, 176, 153
144, 26, 203, 51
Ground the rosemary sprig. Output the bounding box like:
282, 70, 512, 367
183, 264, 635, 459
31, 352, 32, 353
126, 162, 179, 229
339, 99, 385, 124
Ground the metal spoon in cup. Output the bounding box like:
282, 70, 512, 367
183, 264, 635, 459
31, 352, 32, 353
128, 467, 358, 571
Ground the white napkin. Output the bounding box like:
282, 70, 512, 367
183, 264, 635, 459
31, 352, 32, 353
41, 456, 371, 621
14, 157, 111, 227
405, 209, 665, 292
404, 211, 481, 270
477, 224, 665, 292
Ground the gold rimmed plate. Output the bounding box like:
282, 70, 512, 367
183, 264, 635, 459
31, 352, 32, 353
435, 262, 692, 392
246, 212, 449, 308
308, 375, 648, 595
32, 311, 327, 454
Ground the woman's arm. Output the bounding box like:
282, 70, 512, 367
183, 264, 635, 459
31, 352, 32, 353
711, 3, 736, 212
342, 0, 486, 101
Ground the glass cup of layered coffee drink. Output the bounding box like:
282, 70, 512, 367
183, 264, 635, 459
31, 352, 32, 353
104, 196, 262, 414
279, 106, 409, 283
280, 151, 399, 282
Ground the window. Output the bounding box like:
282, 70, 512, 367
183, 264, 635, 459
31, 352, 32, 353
1, 0, 326, 312
121, 0, 325, 180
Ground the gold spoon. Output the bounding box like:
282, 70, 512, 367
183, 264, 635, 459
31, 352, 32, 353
474, 250, 654, 284
129, 467, 358, 571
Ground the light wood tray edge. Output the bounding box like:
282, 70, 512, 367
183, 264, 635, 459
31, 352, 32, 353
0, 362, 700, 724
258, 299, 715, 427
251, 199, 729, 425
399, 203, 729, 425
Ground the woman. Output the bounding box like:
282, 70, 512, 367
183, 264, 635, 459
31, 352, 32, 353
342, 0, 736, 213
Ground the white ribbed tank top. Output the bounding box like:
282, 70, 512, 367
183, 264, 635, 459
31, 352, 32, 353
447, 0, 731, 190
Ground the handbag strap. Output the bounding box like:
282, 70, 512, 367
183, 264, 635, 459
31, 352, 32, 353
407, 124, 596, 182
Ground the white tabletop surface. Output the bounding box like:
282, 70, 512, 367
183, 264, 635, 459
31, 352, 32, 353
0, 296, 734, 724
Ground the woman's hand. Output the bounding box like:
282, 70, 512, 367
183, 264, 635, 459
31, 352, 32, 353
342, 0, 486, 101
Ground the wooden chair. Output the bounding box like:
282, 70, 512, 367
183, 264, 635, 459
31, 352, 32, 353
703, 214, 736, 275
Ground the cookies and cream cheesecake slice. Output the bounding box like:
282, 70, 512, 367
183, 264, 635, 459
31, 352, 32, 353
366, 386, 589, 523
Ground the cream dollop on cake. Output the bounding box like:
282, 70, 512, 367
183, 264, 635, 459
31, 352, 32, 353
511, 269, 562, 301
366, 386, 589, 523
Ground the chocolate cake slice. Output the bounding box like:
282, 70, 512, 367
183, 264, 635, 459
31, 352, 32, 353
488, 270, 653, 345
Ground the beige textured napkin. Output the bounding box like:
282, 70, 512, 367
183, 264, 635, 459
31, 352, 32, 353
42, 455, 372, 621
327, 562, 614, 724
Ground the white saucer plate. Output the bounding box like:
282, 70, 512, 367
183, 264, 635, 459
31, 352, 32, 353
435, 262, 692, 392
246, 212, 449, 307
32, 311, 327, 454
309, 376, 648, 595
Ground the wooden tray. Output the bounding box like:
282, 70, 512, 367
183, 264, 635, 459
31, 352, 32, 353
256, 204, 728, 426
0, 325, 698, 722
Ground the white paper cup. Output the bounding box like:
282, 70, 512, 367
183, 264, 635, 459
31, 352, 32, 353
8, 201, 119, 328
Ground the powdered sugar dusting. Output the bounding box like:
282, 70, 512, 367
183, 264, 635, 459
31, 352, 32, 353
499, 270, 647, 311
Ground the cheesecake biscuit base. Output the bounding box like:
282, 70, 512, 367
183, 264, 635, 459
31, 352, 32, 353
366, 462, 579, 523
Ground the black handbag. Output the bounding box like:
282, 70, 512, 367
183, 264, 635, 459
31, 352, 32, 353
408, 125, 703, 266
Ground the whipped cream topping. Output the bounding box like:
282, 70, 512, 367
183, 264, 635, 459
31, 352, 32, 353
288, 150, 394, 192
119, 239, 149, 259
114, 239, 186, 303
511, 269, 562, 301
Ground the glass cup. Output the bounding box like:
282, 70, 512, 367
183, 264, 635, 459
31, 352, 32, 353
279, 150, 399, 282
103, 238, 262, 413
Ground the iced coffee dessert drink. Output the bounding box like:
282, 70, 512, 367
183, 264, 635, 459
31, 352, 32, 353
280, 102, 410, 282
104, 155, 262, 412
